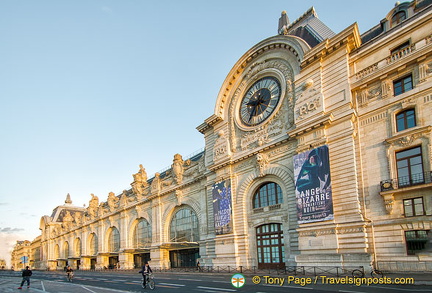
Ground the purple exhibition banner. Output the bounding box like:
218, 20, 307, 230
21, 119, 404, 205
212, 180, 232, 235
294, 145, 333, 224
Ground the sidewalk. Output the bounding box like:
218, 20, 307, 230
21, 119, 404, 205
0, 276, 141, 293
384, 272, 432, 286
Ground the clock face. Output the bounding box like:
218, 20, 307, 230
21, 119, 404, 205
239, 76, 281, 126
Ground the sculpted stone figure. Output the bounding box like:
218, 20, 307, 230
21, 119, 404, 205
89, 193, 99, 208
107, 191, 118, 211
119, 190, 128, 206
88, 194, 99, 218
172, 154, 184, 184
62, 211, 73, 229
74, 212, 82, 226
132, 164, 148, 196
134, 164, 148, 184
151, 173, 161, 195
257, 153, 269, 177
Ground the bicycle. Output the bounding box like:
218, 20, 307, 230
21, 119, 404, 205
141, 273, 155, 290
352, 266, 383, 278
66, 272, 74, 282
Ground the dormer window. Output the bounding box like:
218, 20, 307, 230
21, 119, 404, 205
392, 10, 406, 26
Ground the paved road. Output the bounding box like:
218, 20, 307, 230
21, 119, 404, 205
1, 270, 431, 293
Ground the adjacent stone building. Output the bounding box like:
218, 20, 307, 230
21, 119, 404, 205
19, 0, 432, 272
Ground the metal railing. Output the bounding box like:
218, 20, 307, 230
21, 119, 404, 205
40, 265, 361, 277
380, 171, 432, 191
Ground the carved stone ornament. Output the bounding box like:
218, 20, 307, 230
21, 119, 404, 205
213, 130, 231, 161
229, 59, 294, 152
256, 152, 269, 177
175, 190, 183, 206
296, 97, 321, 120
107, 191, 119, 212
87, 193, 99, 219
74, 212, 82, 226
62, 211, 73, 230
131, 164, 148, 196
172, 154, 185, 184
119, 191, 128, 207
151, 173, 161, 195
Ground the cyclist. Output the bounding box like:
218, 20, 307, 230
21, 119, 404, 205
66, 265, 74, 282
139, 262, 153, 288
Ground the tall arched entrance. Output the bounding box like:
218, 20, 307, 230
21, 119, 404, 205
256, 223, 285, 269
167, 206, 199, 268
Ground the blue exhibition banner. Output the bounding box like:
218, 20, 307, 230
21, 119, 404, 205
212, 180, 233, 235
294, 145, 333, 224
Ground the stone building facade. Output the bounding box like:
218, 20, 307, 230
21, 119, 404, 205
22, 0, 432, 272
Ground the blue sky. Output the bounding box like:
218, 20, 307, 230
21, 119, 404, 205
0, 0, 398, 264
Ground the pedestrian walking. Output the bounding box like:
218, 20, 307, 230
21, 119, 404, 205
18, 266, 32, 289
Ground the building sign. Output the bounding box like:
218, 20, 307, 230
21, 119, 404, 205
294, 145, 333, 224
212, 180, 233, 234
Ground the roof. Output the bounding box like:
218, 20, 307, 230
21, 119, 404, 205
281, 7, 335, 48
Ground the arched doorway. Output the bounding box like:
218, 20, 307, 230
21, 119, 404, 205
133, 218, 152, 268
168, 206, 199, 268
256, 223, 285, 269
108, 227, 120, 269
88, 233, 98, 270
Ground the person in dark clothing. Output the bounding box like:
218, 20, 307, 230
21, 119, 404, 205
66, 265, 74, 281
18, 266, 32, 289
138, 262, 153, 288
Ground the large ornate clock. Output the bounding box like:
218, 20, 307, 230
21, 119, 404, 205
239, 76, 281, 126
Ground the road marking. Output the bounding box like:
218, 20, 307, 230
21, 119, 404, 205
80, 285, 98, 293
41, 280, 46, 291
197, 286, 237, 292
159, 282, 186, 287
339, 290, 367, 293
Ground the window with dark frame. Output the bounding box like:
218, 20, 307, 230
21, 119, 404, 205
403, 197, 425, 217
253, 182, 283, 209
393, 75, 413, 96
396, 109, 416, 132
396, 146, 424, 187
405, 230, 429, 255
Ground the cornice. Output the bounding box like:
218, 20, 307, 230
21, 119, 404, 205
301, 24, 361, 68
288, 113, 333, 137
208, 138, 290, 172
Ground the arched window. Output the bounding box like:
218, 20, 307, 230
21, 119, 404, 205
108, 227, 120, 252
256, 223, 285, 269
392, 10, 406, 26
133, 218, 152, 248
170, 207, 199, 242
74, 238, 82, 257
253, 182, 283, 208
63, 242, 69, 259
54, 244, 60, 259
396, 109, 416, 132
88, 233, 98, 255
